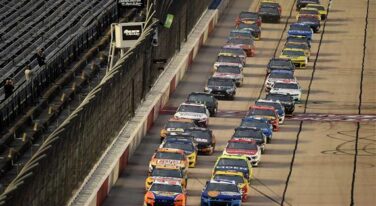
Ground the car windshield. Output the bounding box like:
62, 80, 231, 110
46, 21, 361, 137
273, 83, 299, 89
282, 50, 305, 56
255, 101, 283, 111
150, 183, 182, 193
238, 23, 258, 31
269, 72, 294, 79
285, 43, 308, 50
214, 175, 244, 184
250, 108, 275, 116
188, 94, 213, 103
229, 31, 250, 38
155, 151, 185, 160
261, 2, 280, 8
217, 56, 242, 64
217, 66, 241, 74
217, 158, 248, 167
269, 59, 292, 68
228, 142, 258, 150
151, 168, 183, 178
259, 6, 278, 13
241, 120, 270, 128
267, 94, 293, 102
164, 142, 194, 152
177, 105, 206, 113
186, 129, 211, 139
300, 10, 319, 15
233, 129, 263, 139
298, 16, 319, 22
228, 38, 253, 45
208, 79, 234, 87
166, 121, 195, 129
206, 182, 239, 192
308, 5, 324, 11
221, 48, 245, 55
290, 24, 312, 31
287, 37, 308, 44
239, 12, 258, 19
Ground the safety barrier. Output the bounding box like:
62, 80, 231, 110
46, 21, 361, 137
69, 1, 229, 205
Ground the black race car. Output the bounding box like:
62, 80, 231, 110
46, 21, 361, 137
185, 127, 216, 155
232, 127, 266, 153
187, 92, 218, 116
286, 35, 311, 48
205, 77, 236, 100
298, 16, 320, 33
296, 0, 320, 10
258, 5, 281, 23
267, 58, 295, 74
266, 93, 295, 114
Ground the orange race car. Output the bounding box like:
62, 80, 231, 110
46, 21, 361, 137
247, 105, 279, 131
148, 148, 189, 173
144, 179, 187, 206
160, 118, 197, 142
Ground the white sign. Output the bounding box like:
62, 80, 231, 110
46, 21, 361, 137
114, 22, 144, 48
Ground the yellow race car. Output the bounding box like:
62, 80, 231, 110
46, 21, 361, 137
160, 118, 196, 142
160, 136, 198, 168
284, 42, 311, 60
296, 7, 321, 21
145, 165, 187, 191
306, 4, 327, 20
212, 171, 250, 202
148, 148, 189, 173
212, 154, 254, 181
279, 48, 308, 69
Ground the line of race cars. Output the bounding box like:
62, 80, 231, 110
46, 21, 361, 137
143, 0, 326, 205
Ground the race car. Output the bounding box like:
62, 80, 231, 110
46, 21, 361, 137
267, 58, 295, 74
205, 77, 236, 100
296, 0, 320, 10
212, 171, 250, 201
144, 179, 187, 206
212, 154, 254, 181
226, 37, 256, 57
232, 127, 267, 153
160, 137, 198, 167
259, 0, 282, 13
298, 16, 320, 33
284, 42, 311, 58
223, 139, 261, 166
255, 99, 285, 124
258, 4, 281, 23
184, 127, 216, 155
279, 48, 309, 69
265, 70, 297, 91
174, 102, 210, 127
145, 165, 187, 191
266, 93, 295, 114
213, 65, 244, 87
213, 53, 244, 71
160, 118, 197, 141
187, 92, 218, 116
240, 116, 273, 142
247, 105, 279, 131
148, 148, 189, 173
235, 11, 262, 26
220, 45, 247, 64
286, 35, 311, 48
236, 22, 262, 40
287, 23, 313, 40
297, 7, 321, 21
306, 3, 327, 20
229, 29, 259, 41
201, 179, 242, 206
270, 80, 302, 102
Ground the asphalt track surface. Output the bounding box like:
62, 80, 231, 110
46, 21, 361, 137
103, 0, 376, 205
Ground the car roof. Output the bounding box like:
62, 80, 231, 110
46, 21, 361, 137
167, 117, 194, 123
228, 138, 257, 144
213, 170, 245, 177
179, 102, 206, 107
153, 179, 182, 186
209, 179, 237, 185
256, 99, 282, 104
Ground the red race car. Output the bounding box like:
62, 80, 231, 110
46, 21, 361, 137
247, 105, 279, 131
235, 11, 262, 27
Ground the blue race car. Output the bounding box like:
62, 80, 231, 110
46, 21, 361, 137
240, 117, 273, 143
201, 179, 242, 206
288, 23, 313, 40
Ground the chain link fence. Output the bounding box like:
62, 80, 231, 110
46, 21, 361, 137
0, 0, 211, 205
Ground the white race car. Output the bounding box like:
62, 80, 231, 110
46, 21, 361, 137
213, 65, 244, 87
213, 54, 244, 71
174, 102, 210, 127
269, 80, 302, 102
265, 70, 297, 91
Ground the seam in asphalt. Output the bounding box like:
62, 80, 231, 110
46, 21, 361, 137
280, 0, 333, 205
350, 0, 369, 204
256, 0, 297, 100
